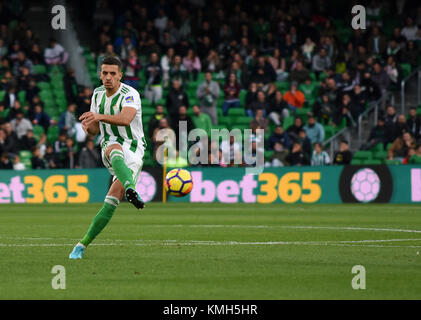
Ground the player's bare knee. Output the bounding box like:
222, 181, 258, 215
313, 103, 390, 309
105, 144, 123, 159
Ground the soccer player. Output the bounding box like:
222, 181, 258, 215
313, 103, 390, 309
69, 56, 145, 259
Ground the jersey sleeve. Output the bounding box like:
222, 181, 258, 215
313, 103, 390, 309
121, 90, 141, 111
90, 91, 98, 113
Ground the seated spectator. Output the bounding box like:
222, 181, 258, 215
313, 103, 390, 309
31, 146, 46, 169
153, 117, 177, 164
287, 117, 304, 141
250, 56, 276, 88
371, 62, 390, 96
304, 114, 325, 145
30, 104, 51, 132
301, 37, 316, 66
222, 73, 241, 116
268, 48, 288, 82
388, 131, 416, 162
333, 94, 358, 127
248, 90, 269, 118
62, 137, 76, 169
385, 56, 399, 84
161, 47, 175, 88
290, 61, 310, 85
299, 77, 318, 103
44, 144, 59, 169
313, 93, 334, 124
13, 155, 25, 170
265, 142, 289, 167
123, 48, 141, 89
286, 142, 310, 166
10, 110, 33, 139
219, 135, 242, 167
395, 114, 410, 137
361, 118, 386, 150
268, 125, 291, 151
144, 52, 163, 104
12, 51, 33, 76
148, 105, 166, 141
44, 38, 68, 65
407, 107, 420, 140
183, 49, 201, 81
297, 129, 312, 158
19, 129, 37, 151
191, 105, 212, 138
409, 144, 421, 164
2, 86, 18, 109
311, 142, 331, 166
250, 109, 269, 132
54, 130, 67, 155
204, 49, 222, 73
78, 138, 100, 168
267, 90, 290, 126
333, 140, 353, 165
58, 104, 77, 137
400, 41, 419, 68
166, 79, 189, 119
169, 55, 188, 85
283, 81, 305, 110
0, 152, 13, 169
196, 71, 220, 125
311, 47, 332, 78
2, 123, 19, 155
171, 105, 195, 146
75, 87, 92, 119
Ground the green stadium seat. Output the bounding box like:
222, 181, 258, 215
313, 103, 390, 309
363, 159, 382, 165
227, 108, 246, 117
33, 64, 47, 74
47, 126, 59, 144
400, 63, 412, 78
142, 107, 155, 116
295, 108, 311, 119
37, 82, 51, 90
351, 159, 362, 165
371, 143, 384, 152
353, 151, 372, 160
282, 116, 294, 130
0, 90, 5, 101
32, 125, 44, 141
233, 116, 251, 126
239, 90, 247, 107
373, 151, 388, 160
155, 98, 166, 106
218, 117, 231, 129
18, 90, 26, 104
276, 81, 290, 91
324, 125, 335, 140
264, 150, 274, 161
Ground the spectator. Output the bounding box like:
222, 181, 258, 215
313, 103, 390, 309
169, 55, 188, 85
144, 52, 163, 103
2, 86, 18, 109
19, 129, 37, 151
400, 41, 419, 68
219, 135, 242, 167
75, 87, 92, 119
248, 90, 269, 117
361, 118, 387, 150
0, 152, 12, 169
2, 123, 19, 155
395, 114, 410, 137
304, 114, 325, 145
409, 144, 421, 164
183, 49, 201, 81
297, 129, 313, 158
268, 125, 291, 151
401, 17, 418, 41
12, 51, 33, 76
334, 94, 358, 127
250, 56, 276, 87
123, 48, 141, 89
44, 144, 58, 169
333, 140, 353, 164
268, 48, 288, 82
204, 49, 222, 73
311, 142, 331, 166
171, 105, 195, 146
371, 62, 390, 97
153, 117, 177, 164
388, 131, 416, 162
191, 105, 212, 138
286, 142, 309, 166
385, 56, 399, 84
44, 38, 68, 65
287, 117, 304, 141
166, 79, 189, 119
283, 81, 306, 110
407, 107, 420, 140
196, 71, 220, 125
161, 47, 175, 88
13, 155, 25, 170
268, 90, 289, 126
30, 105, 51, 132
222, 73, 241, 116
250, 109, 268, 131
311, 47, 332, 78
367, 26, 387, 57
31, 146, 45, 169
58, 104, 77, 137
62, 137, 76, 169
148, 104, 166, 141
10, 110, 33, 139
265, 142, 289, 167
290, 61, 310, 85
78, 139, 100, 168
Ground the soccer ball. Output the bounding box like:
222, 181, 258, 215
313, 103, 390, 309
165, 168, 193, 197
350, 168, 380, 203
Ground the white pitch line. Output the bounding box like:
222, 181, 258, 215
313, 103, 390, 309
1, 238, 421, 248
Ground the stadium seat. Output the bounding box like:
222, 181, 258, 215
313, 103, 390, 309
373, 151, 388, 160
47, 126, 59, 144
218, 117, 231, 129
33, 125, 44, 141
0, 90, 5, 101
353, 151, 372, 161
233, 116, 251, 126
227, 108, 246, 117
18, 90, 26, 104
142, 107, 155, 116
400, 63, 412, 78
385, 159, 402, 165
371, 143, 384, 152
282, 116, 294, 130
363, 159, 382, 165
276, 81, 289, 91
350, 159, 362, 165
239, 90, 247, 107
33, 64, 47, 74
37, 82, 51, 90
323, 125, 335, 140
264, 150, 274, 161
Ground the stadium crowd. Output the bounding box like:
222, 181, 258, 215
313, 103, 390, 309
1, 0, 421, 170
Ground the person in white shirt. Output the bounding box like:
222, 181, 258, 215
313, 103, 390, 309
401, 17, 419, 41
44, 38, 68, 65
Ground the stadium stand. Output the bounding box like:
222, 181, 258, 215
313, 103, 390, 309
1, 0, 421, 170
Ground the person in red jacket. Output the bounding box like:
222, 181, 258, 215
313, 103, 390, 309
283, 81, 305, 110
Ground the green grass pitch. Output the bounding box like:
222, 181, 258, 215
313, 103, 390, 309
1, 203, 421, 299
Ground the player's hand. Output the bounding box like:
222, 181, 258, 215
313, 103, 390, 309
79, 112, 99, 127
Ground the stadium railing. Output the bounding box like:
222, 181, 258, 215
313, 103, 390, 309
400, 66, 421, 114
322, 124, 351, 160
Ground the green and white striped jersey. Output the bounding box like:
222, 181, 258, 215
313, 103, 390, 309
90, 83, 145, 152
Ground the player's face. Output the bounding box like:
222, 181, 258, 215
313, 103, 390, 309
100, 64, 122, 90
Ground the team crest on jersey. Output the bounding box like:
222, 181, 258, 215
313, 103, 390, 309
125, 96, 134, 103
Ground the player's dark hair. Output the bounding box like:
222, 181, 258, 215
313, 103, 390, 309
101, 55, 122, 71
